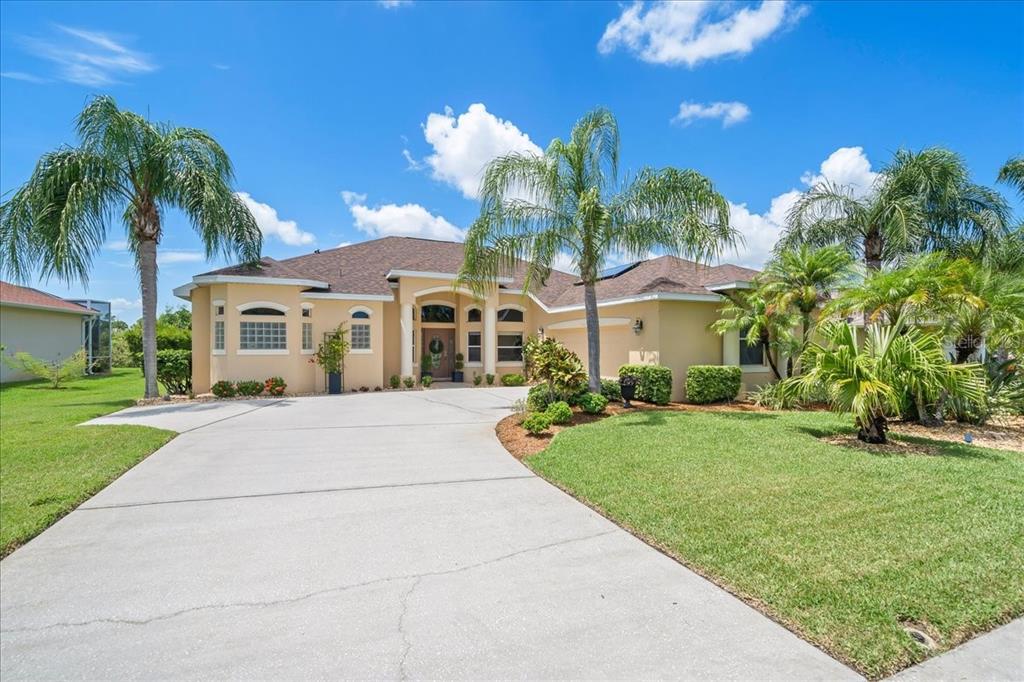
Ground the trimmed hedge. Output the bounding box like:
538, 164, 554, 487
211, 380, 236, 398
156, 349, 192, 395
500, 373, 526, 386
236, 380, 264, 397
686, 365, 742, 404
599, 378, 622, 402
522, 412, 552, 434
545, 401, 573, 424
618, 364, 673, 405
579, 392, 609, 414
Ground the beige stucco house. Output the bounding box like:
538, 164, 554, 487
174, 237, 775, 401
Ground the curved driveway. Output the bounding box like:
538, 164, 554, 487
1, 388, 857, 680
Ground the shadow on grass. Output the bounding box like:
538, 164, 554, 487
795, 425, 1005, 462
617, 409, 782, 429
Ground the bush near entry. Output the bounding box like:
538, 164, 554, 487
545, 401, 573, 424
264, 376, 287, 396
600, 378, 622, 401
389, 374, 401, 389
579, 392, 609, 414
522, 412, 553, 435
211, 380, 236, 398
500, 373, 526, 386
686, 365, 742, 404
155, 349, 192, 395
236, 380, 263, 397
618, 364, 673, 405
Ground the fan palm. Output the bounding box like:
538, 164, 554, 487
459, 108, 735, 391
786, 319, 984, 443
0, 96, 261, 397
710, 290, 798, 380
781, 148, 1008, 270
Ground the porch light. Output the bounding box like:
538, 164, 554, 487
632, 318, 643, 335
537, 327, 545, 338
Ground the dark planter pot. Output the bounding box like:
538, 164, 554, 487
620, 377, 637, 407
452, 370, 464, 383
327, 372, 342, 395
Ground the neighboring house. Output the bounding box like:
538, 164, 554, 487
174, 237, 775, 400
0, 281, 100, 384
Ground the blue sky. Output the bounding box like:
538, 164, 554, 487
1, 0, 1021, 322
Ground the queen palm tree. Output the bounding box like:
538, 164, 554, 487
710, 290, 798, 381
0, 96, 261, 398
998, 156, 1024, 199
459, 108, 735, 391
781, 148, 1008, 270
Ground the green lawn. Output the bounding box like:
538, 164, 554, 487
0, 368, 173, 557
527, 410, 1024, 679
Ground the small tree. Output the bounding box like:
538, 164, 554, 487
3, 349, 88, 388
523, 336, 588, 397
711, 291, 798, 380
311, 324, 349, 375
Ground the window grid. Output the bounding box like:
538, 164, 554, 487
497, 333, 523, 362
302, 322, 313, 351
351, 323, 371, 350
467, 332, 481, 363
239, 321, 287, 350
214, 321, 224, 350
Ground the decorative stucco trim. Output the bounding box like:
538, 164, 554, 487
545, 317, 631, 330
348, 305, 373, 316
496, 361, 524, 368
300, 292, 395, 302
350, 348, 373, 355
237, 349, 289, 355
497, 303, 527, 312
211, 299, 226, 307
236, 301, 290, 313
741, 364, 771, 374
411, 285, 480, 299
300, 302, 314, 309
211, 349, 226, 356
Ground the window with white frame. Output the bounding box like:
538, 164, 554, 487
467, 331, 481, 363
302, 307, 311, 318
497, 307, 524, 322
214, 321, 225, 351
739, 326, 766, 365
215, 305, 225, 316
240, 321, 287, 350
351, 309, 371, 351
497, 333, 523, 362
302, 322, 313, 351
467, 307, 481, 323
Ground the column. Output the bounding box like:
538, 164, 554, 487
483, 299, 497, 375
400, 302, 414, 377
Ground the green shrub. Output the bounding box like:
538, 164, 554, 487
124, 322, 191, 367
523, 337, 588, 394
2, 349, 87, 389
600, 378, 622, 401
527, 384, 557, 411
211, 380, 236, 398
155, 349, 192, 395
402, 376, 415, 389
236, 380, 263, 397
500, 373, 525, 386
111, 331, 133, 367
522, 412, 553, 435
389, 374, 401, 389
686, 365, 742, 404
421, 375, 433, 388
750, 381, 795, 410
579, 392, 609, 414
485, 373, 495, 386
545, 401, 573, 424
618, 364, 673, 405
473, 373, 483, 386
264, 376, 286, 396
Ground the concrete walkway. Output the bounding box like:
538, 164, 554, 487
888, 619, 1023, 682
3, 388, 861, 679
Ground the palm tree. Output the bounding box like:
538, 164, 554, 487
459, 108, 735, 391
758, 244, 853, 356
710, 290, 798, 381
998, 156, 1024, 199
786, 319, 984, 443
781, 148, 1008, 270
0, 96, 261, 397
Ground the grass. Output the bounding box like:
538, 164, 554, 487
0, 368, 174, 557
527, 409, 1024, 679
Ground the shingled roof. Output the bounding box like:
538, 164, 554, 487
0, 281, 95, 315
196, 237, 757, 309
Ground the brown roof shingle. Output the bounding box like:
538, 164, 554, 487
0, 281, 95, 314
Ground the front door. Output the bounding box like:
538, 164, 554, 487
423, 329, 455, 378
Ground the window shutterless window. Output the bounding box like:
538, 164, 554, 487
497, 308, 524, 322
240, 307, 285, 316
420, 305, 454, 323
467, 331, 481, 363
214, 321, 224, 350
239, 321, 287, 350
302, 308, 311, 318
739, 327, 766, 365
302, 322, 313, 351
497, 333, 523, 362
467, 308, 481, 323
215, 305, 225, 316
351, 323, 371, 350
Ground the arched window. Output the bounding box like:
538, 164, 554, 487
240, 307, 285, 316
467, 307, 482, 323
352, 310, 370, 319
421, 305, 455, 323
497, 307, 524, 323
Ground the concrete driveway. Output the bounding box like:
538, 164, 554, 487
1, 388, 858, 680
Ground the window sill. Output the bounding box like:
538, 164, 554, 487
237, 349, 289, 355
740, 365, 770, 373
464, 362, 483, 367
301, 349, 314, 355
497, 361, 523, 367
350, 348, 373, 355
212, 349, 226, 356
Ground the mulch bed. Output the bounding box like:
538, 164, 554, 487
888, 417, 1023, 454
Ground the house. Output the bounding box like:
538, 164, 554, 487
174, 237, 775, 400
0, 281, 104, 383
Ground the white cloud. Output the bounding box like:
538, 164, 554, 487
0, 71, 48, 83
673, 101, 750, 128
236, 192, 316, 246
342, 191, 464, 241
336, 241, 353, 248
157, 250, 205, 265
109, 297, 141, 316
726, 148, 876, 268
19, 25, 156, 86
212, 63, 230, 71
420, 103, 542, 199
599, 1, 807, 68
104, 239, 129, 251
378, 0, 413, 7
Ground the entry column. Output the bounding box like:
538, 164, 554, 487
400, 302, 414, 377
483, 297, 497, 375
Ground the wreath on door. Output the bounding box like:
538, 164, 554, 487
428, 336, 444, 367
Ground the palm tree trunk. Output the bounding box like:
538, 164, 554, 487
864, 229, 883, 271
138, 238, 159, 398
762, 332, 782, 380
583, 282, 601, 392
858, 414, 887, 444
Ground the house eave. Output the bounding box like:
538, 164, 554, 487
0, 301, 97, 315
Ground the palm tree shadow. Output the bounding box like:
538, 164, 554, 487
795, 425, 1005, 461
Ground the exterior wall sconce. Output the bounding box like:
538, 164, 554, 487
537, 327, 545, 338
632, 319, 643, 335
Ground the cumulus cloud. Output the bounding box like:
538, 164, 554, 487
417, 103, 542, 199
599, 1, 807, 68
157, 250, 205, 265
673, 101, 751, 128
342, 190, 464, 241
17, 25, 156, 86
109, 297, 141, 316
727, 147, 876, 268
236, 192, 316, 246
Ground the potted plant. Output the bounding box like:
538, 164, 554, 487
312, 324, 349, 394
420, 352, 433, 380
452, 352, 465, 383
619, 374, 637, 408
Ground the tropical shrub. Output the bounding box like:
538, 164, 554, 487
579, 392, 609, 414
473, 373, 482, 386
784, 320, 984, 443
522, 412, 553, 435
523, 337, 588, 395
686, 366, 742, 404
402, 376, 415, 389
500, 373, 525, 386
235, 380, 263, 397
545, 401, 573, 424
485, 373, 495, 385
527, 384, 558, 412
264, 376, 286, 396
600, 378, 622, 401
2, 349, 87, 389
750, 381, 797, 410
211, 380, 236, 398
421, 375, 433, 388
389, 374, 401, 389
618, 364, 673, 405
